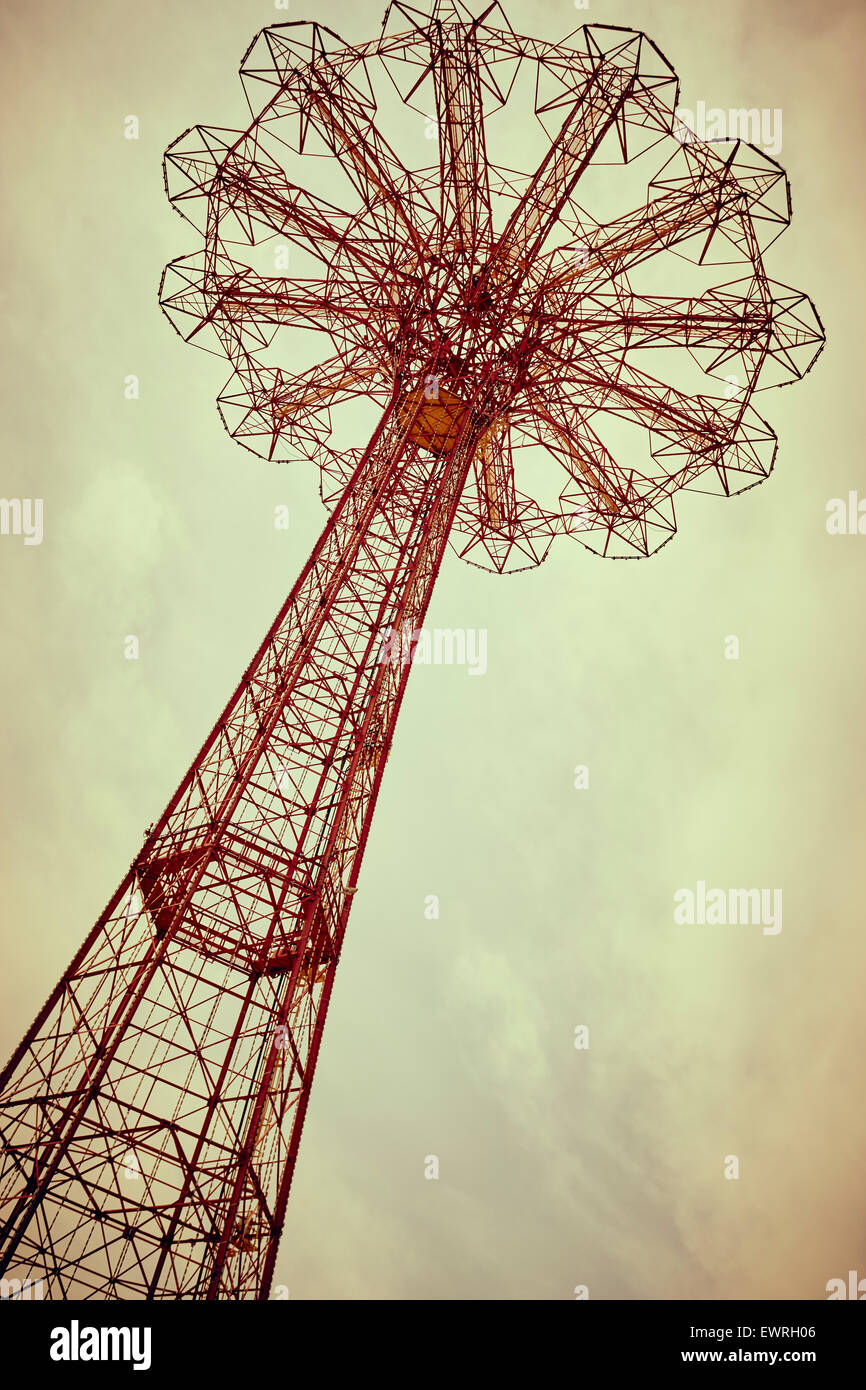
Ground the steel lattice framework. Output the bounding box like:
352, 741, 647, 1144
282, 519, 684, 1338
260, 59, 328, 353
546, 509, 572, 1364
0, 1, 822, 1299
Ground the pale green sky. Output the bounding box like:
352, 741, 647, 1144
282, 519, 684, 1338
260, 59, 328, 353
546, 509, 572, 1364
0, 0, 864, 1299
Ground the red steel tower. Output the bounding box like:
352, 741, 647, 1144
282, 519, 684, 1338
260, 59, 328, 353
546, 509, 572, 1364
0, 2, 822, 1299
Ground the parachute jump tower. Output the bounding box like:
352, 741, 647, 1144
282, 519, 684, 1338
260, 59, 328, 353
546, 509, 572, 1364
0, 1, 823, 1298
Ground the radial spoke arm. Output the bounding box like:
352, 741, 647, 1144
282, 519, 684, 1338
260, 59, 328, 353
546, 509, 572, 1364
216, 347, 392, 463
471, 418, 515, 532
161, 260, 398, 349
533, 151, 767, 311
539, 291, 774, 359
432, 25, 493, 254
534, 358, 736, 458
272, 353, 389, 422
484, 53, 638, 281
216, 165, 394, 282
287, 66, 437, 265
521, 386, 623, 515
217, 276, 398, 337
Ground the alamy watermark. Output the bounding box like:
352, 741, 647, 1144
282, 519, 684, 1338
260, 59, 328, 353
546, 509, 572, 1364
376, 622, 487, 676
50, 1320, 151, 1371
1, 1275, 44, 1299
826, 492, 866, 534
673, 880, 783, 935
826, 1270, 866, 1299
0, 498, 43, 545
673, 102, 782, 157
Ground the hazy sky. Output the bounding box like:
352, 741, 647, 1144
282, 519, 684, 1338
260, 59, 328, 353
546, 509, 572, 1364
0, 0, 864, 1299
